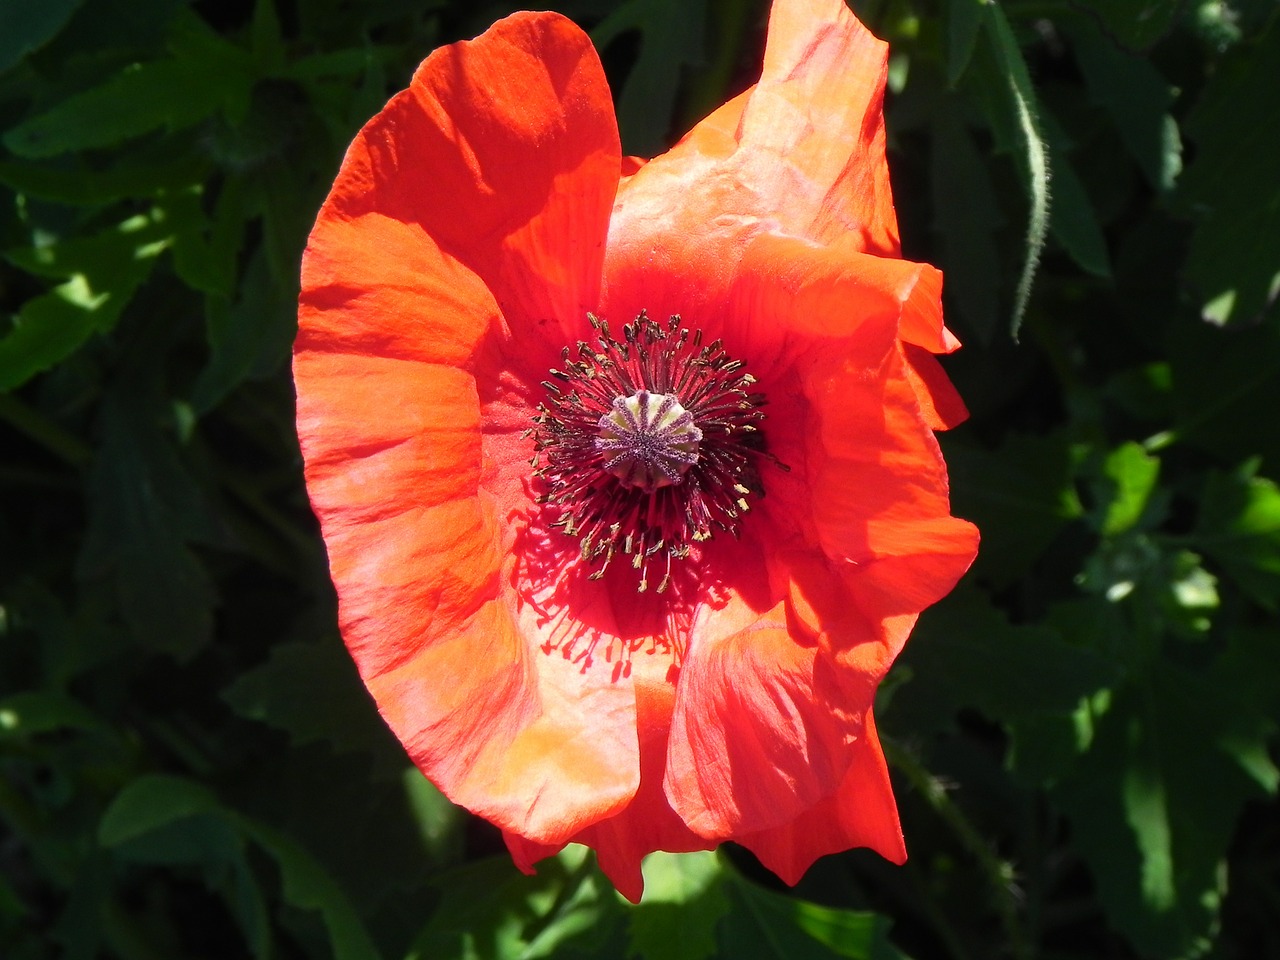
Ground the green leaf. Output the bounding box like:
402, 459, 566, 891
947, 432, 1083, 587
980, 3, 1051, 337
592, 0, 708, 157
100, 775, 382, 960
249, 0, 285, 74
1169, 315, 1280, 468
1071, 0, 1183, 51
3, 23, 253, 158
1052, 663, 1276, 957
1195, 463, 1280, 610
406, 847, 623, 960
99, 774, 222, 846
945, 0, 984, 86
79, 398, 217, 659
889, 587, 1118, 735
222, 638, 387, 754
191, 244, 295, 413
628, 851, 729, 960
0, 210, 171, 390
401, 769, 467, 867
931, 110, 1004, 342
0, 691, 103, 738
238, 820, 383, 960
721, 875, 907, 960
1097, 442, 1161, 536
1176, 19, 1280, 325
0, 0, 88, 71
1072, 28, 1181, 192
1044, 132, 1110, 278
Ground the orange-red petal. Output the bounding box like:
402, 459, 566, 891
735, 711, 906, 883
295, 11, 645, 845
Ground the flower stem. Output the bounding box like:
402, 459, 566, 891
883, 737, 1033, 960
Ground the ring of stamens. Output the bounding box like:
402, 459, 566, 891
530, 311, 782, 592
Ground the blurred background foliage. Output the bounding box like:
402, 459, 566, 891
2, 0, 1278, 957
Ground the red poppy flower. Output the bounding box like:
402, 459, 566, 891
294, 0, 978, 902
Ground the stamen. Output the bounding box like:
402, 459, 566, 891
531, 311, 782, 589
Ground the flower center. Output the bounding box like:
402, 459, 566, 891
596, 390, 702, 492
531, 312, 781, 592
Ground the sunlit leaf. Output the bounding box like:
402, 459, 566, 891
721, 875, 907, 959
0, 211, 171, 390
406, 847, 624, 960
628, 851, 728, 960
1096, 442, 1160, 536
1053, 663, 1276, 957
1195, 462, 1280, 610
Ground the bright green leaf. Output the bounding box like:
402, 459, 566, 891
406, 847, 623, 960
1195, 463, 1280, 609
722, 875, 907, 960
0, 211, 171, 390
1052, 663, 1276, 957
1098, 442, 1161, 536
628, 851, 729, 960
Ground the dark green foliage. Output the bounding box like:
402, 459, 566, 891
3, 0, 1279, 958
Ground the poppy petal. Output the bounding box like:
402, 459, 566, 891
604, 0, 899, 321
735, 710, 906, 884
317, 10, 619, 350
658, 236, 975, 839
507, 666, 715, 903
295, 11, 644, 845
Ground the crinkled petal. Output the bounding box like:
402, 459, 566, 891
735, 711, 906, 884
318, 10, 619, 350
505, 663, 713, 904
295, 10, 642, 845
654, 234, 975, 839
604, 0, 900, 321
